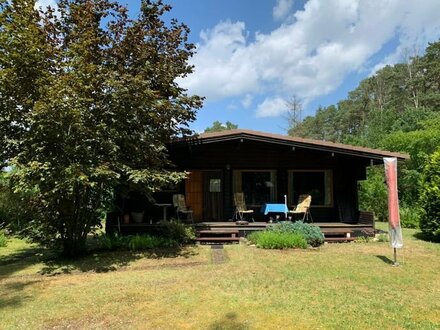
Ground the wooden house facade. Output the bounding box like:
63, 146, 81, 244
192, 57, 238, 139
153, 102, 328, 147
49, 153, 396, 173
166, 129, 408, 223
106, 129, 408, 236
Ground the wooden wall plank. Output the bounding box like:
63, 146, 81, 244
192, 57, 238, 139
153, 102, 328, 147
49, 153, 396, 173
185, 170, 203, 221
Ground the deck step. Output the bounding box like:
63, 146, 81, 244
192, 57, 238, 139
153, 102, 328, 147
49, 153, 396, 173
197, 230, 239, 234
321, 228, 354, 233
325, 237, 356, 242
196, 237, 240, 242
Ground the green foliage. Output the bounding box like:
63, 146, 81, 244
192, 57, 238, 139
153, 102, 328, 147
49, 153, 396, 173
399, 207, 421, 229
288, 41, 440, 211
268, 221, 325, 247
359, 166, 388, 221
99, 233, 129, 251
419, 150, 440, 238
0, 230, 7, 247
0, 1, 202, 257
159, 219, 196, 245
128, 234, 174, 251
376, 233, 389, 242
248, 231, 307, 249
204, 121, 238, 133
0, 170, 37, 233
354, 236, 370, 243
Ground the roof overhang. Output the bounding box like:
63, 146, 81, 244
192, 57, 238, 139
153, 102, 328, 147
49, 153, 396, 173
171, 129, 409, 162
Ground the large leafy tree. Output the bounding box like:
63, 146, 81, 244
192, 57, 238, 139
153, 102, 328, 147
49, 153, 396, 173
0, 0, 202, 256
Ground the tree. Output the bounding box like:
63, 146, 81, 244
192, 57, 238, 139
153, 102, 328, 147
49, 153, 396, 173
285, 95, 303, 134
419, 149, 440, 238
0, 0, 202, 257
204, 120, 238, 133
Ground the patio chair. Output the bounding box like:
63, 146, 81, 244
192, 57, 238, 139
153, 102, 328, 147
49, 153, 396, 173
233, 192, 254, 222
172, 194, 194, 223
288, 194, 313, 222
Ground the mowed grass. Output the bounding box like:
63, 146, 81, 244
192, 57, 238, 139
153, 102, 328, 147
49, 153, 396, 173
0, 224, 439, 330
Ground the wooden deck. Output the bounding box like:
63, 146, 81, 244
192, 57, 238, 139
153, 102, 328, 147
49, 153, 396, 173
194, 221, 373, 243
107, 220, 374, 243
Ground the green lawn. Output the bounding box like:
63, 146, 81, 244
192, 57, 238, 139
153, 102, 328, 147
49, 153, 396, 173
1, 224, 439, 330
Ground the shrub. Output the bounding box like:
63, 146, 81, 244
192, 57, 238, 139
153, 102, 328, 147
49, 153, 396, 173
359, 166, 388, 221
399, 207, 420, 229
376, 233, 389, 242
128, 235, 174, 251
248, 231, 307, 249
0, 230, 7, 247
159, 220, 195, 245
419, 150, 440, 238
354, 236, 370, 243
99, 233, 129, 250
268, 221, 324, 247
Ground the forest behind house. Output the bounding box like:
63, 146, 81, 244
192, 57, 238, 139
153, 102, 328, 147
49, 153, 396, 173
287, 41, 440, 233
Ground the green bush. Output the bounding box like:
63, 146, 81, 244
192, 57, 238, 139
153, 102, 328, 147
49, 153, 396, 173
419, 150, 440, 238
268, 221, 324, 247
399, 207, 420, 229
128, 234, 174, 251
359, 166, 388, 221
376, 233, 389, 242
99, 233, 129, 250
0, 230, 7, 247
248, 231, 307, 249
159, 220, 195, 245
354, 236, 370, 243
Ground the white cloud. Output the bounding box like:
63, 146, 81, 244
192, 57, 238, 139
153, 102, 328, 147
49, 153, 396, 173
180, 0, 440, 118
179, 21, 259, 100
273, 0, 294, 21
256, 97, 289, 118
241, 94, 253, 109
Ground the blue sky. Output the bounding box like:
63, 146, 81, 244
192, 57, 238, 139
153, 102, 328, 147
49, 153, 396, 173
38, 0, 440, 134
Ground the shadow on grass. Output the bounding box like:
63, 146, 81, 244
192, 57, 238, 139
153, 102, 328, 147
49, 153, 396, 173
412, 232, 440, 243
376, 255, 394, 265
39, 246, 198, 275
0, 238, 199, 278
0, 245, 53, 278
0, 279, 41, 310
0, 242, 198, 311
209, 312, 249, 330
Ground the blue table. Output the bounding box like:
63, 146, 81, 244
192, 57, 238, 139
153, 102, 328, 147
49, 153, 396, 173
261, 203, 288, 220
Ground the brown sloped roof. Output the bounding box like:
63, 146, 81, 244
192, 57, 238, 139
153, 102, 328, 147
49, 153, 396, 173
175, 129, 409, 161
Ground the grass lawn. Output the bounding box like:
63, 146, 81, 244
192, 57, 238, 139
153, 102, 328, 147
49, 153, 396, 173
1, 224, 439, 330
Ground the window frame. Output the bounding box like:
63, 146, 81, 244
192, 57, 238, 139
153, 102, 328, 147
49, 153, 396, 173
233, 169, 277, 207
287, 169, 333, 208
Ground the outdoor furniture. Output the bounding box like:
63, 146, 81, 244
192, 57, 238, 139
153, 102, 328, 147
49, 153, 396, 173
154, 203, 172, 221
233, 192, 254, 222
172, 194, 194, 223
288, 194, 313, 222
261, 203, 288, 221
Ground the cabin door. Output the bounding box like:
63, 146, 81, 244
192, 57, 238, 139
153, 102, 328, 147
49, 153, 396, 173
203, 170, 223, 221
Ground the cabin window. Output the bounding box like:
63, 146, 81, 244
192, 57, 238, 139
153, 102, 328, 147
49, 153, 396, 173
288, 170, 333, 207
233, 170, 276, 206
209, 179, 221, 193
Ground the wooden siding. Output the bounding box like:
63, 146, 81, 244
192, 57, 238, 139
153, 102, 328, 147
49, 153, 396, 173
170, 139, 371, 223
185, 170, 203, 221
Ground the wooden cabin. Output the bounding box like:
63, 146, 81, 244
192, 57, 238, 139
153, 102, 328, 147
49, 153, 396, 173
106, 129, 408, 239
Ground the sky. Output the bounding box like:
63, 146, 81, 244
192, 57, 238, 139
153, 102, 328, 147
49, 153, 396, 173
37, 0, 440, 134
